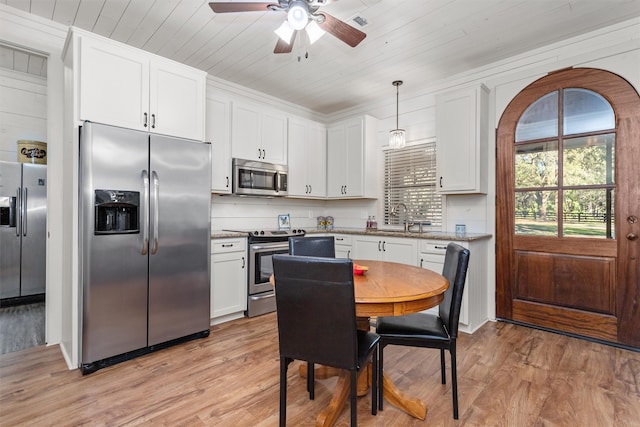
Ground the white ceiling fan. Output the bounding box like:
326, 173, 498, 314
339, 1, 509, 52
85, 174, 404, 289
209, 1, 367, 54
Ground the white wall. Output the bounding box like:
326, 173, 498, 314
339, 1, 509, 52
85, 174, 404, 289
0, 67, 47, 161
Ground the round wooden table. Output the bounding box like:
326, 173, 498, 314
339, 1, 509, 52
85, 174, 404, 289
275, 259, 450, 426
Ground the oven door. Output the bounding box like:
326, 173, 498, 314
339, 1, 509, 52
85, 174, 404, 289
249, 241, 289, 295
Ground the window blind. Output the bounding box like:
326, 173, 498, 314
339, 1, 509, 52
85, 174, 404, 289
383, 142, 442, 227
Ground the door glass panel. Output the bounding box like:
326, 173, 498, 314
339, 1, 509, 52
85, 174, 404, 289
515, 91, 558, 142
515, 141, 558, 188
563, 134, 615, 186
563, 188, 614, 238
515, 190, 558, 235
563, 89, 615, 135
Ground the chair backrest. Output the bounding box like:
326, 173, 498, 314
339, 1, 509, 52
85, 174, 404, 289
288, 236, 336, 258
272, 254, 357, 370
439, 243, 471, 339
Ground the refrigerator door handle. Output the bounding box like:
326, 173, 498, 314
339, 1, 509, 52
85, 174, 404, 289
16, 187, 21, 237
22, 187, 27, 236
141, 170, 149, 255
151, 171, 159, 255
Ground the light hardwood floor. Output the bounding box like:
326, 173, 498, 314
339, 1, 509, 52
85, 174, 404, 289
1, 314, 639, 426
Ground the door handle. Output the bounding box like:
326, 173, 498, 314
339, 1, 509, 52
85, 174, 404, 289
151, 171, 159, 255
22, 188, 27, 236
627, 233, 638, 241
141, 170, 149, 255
16, 188, 21, 237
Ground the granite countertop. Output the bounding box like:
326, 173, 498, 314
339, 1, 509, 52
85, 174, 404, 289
210, 228, 491, 242
306, 228, 492, 242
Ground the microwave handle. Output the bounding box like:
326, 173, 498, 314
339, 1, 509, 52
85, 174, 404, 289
276, 171, 282, 192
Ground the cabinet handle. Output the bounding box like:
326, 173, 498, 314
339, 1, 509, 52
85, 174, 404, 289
151, 114, 156, 129
221, 243, 234, 247
347, 250, 351, 259
241, 256, 245, 269
257, 148, 261, 159
262, 149, 265, 159
226, 177, 229, 188
143, 112, 148, 128
382, 241, 386, 252
378, 241, 381, 251
439, 176, 443, 188
336, 238, 344, 241
309, 184, 312, 194
420, 258, 424, 268
344, 185, 347, 194
434, 245, 447, 250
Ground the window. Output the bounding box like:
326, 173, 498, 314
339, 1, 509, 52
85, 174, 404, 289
383, 141, 442, 227
514, 88, 615, 238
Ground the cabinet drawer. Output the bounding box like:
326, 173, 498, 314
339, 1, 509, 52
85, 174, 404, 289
212, 238, 246, 254
419, 240, 449, 254
333, 234, 352, 245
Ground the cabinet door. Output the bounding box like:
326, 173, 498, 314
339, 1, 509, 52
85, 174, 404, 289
353, 236, 382, 260
232, 102, 261, 160
211, 251, 247, 318
261, 109, 288, 165
436, 85, 488, 193
382, 238, 418, 266
150, 59, 205, 140
344, 119, 364, 196
287, 119, 309, 196
207, 96, 232, 193
307, 123, 327, 197
326, 125, 347, 197
79, 36, 149, 131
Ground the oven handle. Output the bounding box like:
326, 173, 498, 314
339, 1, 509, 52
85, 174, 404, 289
250, 291, 275, 301
250, 242, 289, 251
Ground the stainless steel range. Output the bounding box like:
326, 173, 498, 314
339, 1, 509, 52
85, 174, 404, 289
224, 228, 305, 317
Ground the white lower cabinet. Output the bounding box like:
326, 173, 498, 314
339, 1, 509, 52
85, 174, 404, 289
418, 239, 487, 333
352, 235, 418, 266
333, 234, 353, 259
211, 238, 247, 324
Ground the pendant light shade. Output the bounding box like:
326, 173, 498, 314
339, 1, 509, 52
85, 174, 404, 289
389, 80, 406, 149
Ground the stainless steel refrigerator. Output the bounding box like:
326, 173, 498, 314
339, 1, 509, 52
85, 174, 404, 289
79, 121, 211, 374
0, 161, 46, 300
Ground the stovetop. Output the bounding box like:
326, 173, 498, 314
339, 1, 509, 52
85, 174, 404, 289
223, 228, 306, 241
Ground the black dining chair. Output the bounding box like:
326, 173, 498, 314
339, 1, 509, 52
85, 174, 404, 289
287, 234, 336, 398
375, 243, 470, 419
272, 254, 380, 427
288, 235, 336, 258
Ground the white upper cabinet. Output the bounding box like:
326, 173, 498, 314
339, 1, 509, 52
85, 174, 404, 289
288, 117, 326, 198
436, 84, 488, 194
326, 115, 378, 198
207, 94, 232, 193
232, 101, 287, 165
71, 28, 206, 141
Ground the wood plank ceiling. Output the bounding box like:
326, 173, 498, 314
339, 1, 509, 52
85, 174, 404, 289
3, 0, 640, 114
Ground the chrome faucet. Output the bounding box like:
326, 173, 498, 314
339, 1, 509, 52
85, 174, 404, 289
391, 203, 413, 232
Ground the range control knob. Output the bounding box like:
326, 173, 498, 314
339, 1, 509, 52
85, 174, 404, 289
259, 230, 265, 235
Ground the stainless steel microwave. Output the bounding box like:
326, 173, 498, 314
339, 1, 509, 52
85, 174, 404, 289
232, 158, 288, 197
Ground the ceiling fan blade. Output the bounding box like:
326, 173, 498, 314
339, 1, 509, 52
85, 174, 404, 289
274, 31, 297, 54
209, 2, 275, 13
317, 12, 366, 47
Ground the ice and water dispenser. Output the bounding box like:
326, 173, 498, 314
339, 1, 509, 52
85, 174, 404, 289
94, 190, 140, 234
0, 196, 17, 227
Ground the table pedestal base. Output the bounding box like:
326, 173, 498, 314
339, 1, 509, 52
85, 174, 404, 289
298, 363, 427, 426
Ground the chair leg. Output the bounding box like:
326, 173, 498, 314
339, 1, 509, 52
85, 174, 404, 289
350, 371, 357, 427
450, 343, 459, 419
378, 343, 385, 410
280, 357, 291, 427
371, 347, 378, 415
307, 362, 315, 400
440, 348, 446, 384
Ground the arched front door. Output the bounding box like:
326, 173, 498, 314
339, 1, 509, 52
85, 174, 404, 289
496, 68, 640, 348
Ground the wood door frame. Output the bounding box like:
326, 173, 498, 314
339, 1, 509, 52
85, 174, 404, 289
496, 68, 640, 348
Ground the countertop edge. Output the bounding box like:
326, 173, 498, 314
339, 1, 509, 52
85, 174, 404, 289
212, 229, 492, 242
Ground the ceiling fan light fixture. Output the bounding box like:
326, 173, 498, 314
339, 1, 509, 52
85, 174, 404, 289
287, 1, 309, 30
389, 80, 406, 149
275, 21, 295, 43
306, 20, 326, 44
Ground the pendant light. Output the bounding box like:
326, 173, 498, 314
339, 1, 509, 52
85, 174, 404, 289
389, 80, 406, 149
